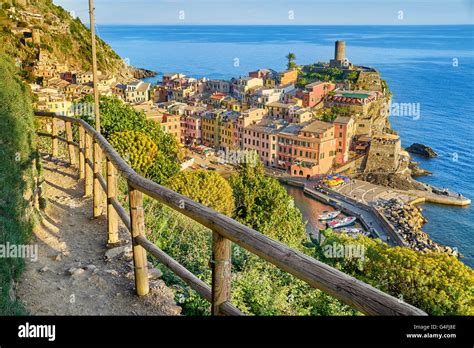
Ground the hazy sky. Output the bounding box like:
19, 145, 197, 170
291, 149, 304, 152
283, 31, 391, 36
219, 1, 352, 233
54, 0, 473, 25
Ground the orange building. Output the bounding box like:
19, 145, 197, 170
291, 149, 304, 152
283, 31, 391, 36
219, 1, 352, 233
279, 70, 298, 86
277, 120, 336, 178
334, 116, 355, 165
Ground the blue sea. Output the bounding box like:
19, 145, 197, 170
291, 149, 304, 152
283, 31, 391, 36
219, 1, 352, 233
97, 25, 474, 267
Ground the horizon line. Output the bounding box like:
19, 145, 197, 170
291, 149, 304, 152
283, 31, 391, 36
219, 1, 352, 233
94, 23, 474, 27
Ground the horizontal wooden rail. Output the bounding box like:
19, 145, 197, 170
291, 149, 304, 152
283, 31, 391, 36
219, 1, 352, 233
110, 197, 131, 231
34, 111, 427, 316
95, 173, 107, 193
36, 131, 79, 147
86, 158, 93, 169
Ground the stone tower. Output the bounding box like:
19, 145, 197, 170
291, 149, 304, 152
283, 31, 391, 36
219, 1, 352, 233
335, 40, 346, 62
330, 40, 352, 69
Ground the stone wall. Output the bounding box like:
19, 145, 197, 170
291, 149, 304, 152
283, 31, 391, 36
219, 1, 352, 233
365, 134, 401, 173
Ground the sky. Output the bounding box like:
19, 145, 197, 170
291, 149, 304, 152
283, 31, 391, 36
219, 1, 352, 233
54, 0, 474, 25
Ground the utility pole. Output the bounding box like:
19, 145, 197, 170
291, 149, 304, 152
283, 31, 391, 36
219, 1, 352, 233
89, 0, 102, 218
89, 0, 100, 132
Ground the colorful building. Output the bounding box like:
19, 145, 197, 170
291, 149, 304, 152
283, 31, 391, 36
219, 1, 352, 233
279, 70, 298, 86
219, 111, 240, 151
243, 119, 281, 167
334, 116, 355, 165
296, 81, 335, 107
277, 120, 336, 178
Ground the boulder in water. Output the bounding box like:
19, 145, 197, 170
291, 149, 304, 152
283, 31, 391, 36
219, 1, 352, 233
406, 143, 438, 158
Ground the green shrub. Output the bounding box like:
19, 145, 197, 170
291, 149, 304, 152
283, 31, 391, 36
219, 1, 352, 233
108, 131, 158, 176
315, 230, 474, 315
167, 170, 235, 216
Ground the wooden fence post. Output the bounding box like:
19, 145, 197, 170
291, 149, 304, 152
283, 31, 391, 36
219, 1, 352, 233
93, 141, 102, 218
211, 232, 231, 316
106, 158, 119, 245
84, 133, 93, 197
78, 127, 85, 179
51, 118, 58, 157
128, 185, 149, 296
65, 121, 76, 165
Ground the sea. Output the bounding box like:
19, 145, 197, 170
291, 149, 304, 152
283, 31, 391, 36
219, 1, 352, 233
97, 25, 474, 267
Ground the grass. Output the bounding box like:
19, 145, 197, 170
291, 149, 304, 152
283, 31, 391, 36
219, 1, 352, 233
0, 53, 38, 315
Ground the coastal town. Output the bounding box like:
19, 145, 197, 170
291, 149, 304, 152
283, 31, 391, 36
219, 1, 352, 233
4, 1, 470, 258
1, 0, 473, 324
24, 33, 471, 255
32, 40, 395, 179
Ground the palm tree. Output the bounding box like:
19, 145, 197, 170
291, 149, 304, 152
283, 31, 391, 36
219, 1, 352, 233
286, 52, 296, 70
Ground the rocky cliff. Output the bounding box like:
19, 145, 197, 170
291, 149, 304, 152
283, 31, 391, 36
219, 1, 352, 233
0, 0, 152, 80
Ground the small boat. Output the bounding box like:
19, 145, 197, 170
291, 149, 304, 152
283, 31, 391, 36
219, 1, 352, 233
336, 227, 363, 234
318, 210, 341, 221
327, 216, 357, 228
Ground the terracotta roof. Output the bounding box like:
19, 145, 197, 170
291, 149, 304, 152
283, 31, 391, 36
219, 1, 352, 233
301, 120, 333, 133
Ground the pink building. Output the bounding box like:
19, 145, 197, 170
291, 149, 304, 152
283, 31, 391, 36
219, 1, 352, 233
243, 120, 279, 167
237, 108, 268, 147
334, 116, 355, 165
181, 115, 202, 145
277, 120, 336, 178
296, 81, 335, 108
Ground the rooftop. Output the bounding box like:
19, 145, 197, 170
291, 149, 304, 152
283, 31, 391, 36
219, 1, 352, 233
266, 101, 290, 108
301, 120, 334, 133
334, 116, 352, 124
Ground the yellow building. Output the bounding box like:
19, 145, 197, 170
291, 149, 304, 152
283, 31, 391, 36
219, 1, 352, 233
279, 70, 298, 86
47, 99, 73, 116
219, 111, 240, 151
201, 110, 224, 148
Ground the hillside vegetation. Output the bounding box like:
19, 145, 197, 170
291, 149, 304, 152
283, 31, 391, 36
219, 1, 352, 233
0, 53, 38, 314
0, 0, 130, 78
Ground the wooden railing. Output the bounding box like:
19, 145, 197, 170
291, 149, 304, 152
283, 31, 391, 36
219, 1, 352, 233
34, 111, 427, 316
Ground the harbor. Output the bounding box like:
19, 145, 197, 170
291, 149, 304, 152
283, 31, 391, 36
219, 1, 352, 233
280, 175, 469, 254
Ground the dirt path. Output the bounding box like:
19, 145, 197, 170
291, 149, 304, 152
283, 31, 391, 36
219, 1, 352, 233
16, 157, 181, 315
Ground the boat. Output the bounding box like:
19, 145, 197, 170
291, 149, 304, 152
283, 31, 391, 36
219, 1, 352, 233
336, 227, 363, 234
318, 210, 341, 221
327, 216, 357, 228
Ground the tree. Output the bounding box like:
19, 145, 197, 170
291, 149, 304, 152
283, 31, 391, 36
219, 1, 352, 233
229, 158, 307, 249
77, 95, 180, 184
108, 131, 158, 176
167, 170, 235, 216
286, 52, 296, 70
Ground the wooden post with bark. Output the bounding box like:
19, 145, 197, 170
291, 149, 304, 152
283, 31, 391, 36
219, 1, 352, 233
78, 127, 85, 179
211, 232, 231, 316
128, 185, 149, 296
51, 118, 58, 157
106, 158, 119, 245
84, 133, 93, 197
93, 141, 102, 218
65, 121, 76, 165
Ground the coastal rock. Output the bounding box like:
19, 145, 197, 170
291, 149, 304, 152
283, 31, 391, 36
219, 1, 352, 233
131, 67, 157, 79
375, 198, 456, 257
409, 161, 432, 177
406, 143, 438, 158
